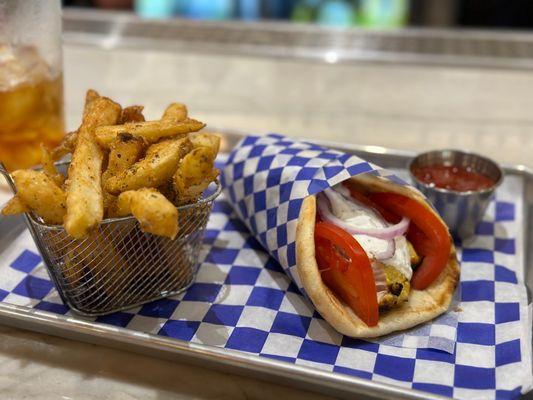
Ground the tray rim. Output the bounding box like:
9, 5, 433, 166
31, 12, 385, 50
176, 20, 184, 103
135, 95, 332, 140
0, 302, 445, 400
0, 130, 530, 400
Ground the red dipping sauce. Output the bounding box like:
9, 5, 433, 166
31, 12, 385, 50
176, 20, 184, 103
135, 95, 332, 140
411, 165, 495, 192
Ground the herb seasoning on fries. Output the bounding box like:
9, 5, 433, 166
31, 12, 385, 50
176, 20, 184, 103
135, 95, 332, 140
1, 90, 221, 241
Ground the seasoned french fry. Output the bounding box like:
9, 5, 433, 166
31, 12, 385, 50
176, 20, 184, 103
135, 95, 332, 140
64, 94, 122, 239
102, 192, 118, 218
102, 133, 145, 218
11, 170, 66, 224
52, 130, 78, 160
40, 144, 65, 186
105, 137, 192, 195
62, 228, 128, 297
1, 195, 29, 216
189, 132, 221, 155
161, 103, 187, 122
102, 133, 145, 184
173, 146, 219, 205
94, 118, 205, 148
52, 91, 100, 161
84, 89, 100, 109
5, 94, 217, 244
157, 180, 177, 204
62, 250, 85, 289
120, 105, 145, 124
117, 188, 179, 239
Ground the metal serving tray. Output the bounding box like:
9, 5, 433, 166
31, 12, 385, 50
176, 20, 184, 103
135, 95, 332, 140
0, 131, 531, 400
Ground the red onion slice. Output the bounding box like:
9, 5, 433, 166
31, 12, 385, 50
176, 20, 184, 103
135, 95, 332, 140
317, 192, 395, 260
372, 261, 388, 297
317, 190, 410, 241
327, 187, 384, 226
330, 187, 396, 259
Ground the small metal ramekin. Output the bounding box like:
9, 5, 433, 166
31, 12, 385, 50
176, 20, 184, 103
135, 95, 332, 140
408, 149, 503, 240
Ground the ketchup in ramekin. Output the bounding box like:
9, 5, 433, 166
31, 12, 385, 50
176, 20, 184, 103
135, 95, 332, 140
411, 165, 495, 192
408, 149, 503, 239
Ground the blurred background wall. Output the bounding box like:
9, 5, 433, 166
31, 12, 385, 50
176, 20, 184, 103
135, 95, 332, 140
62, 0, 533, 30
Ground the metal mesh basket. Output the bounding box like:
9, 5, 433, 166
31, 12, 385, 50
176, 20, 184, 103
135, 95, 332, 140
0, 162, 221, 316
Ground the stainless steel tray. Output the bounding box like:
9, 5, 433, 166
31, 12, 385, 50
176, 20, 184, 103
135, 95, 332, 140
0, 131, 531, 400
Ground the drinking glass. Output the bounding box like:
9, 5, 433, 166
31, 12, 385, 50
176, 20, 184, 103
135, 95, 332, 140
0, 0, 64, 171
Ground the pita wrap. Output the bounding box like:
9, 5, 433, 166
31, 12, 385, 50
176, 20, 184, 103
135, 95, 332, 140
296, 174, 460, 338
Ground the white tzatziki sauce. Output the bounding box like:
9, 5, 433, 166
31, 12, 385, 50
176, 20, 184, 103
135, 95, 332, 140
327, 187, 412, 280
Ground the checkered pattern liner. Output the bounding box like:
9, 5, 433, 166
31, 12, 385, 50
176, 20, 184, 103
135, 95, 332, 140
0, 136, 530, 399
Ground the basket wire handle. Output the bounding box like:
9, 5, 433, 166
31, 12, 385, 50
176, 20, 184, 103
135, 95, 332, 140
0, 162, 17, 194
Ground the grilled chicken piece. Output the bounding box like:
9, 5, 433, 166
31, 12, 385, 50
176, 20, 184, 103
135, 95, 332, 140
378, 265, 410, 309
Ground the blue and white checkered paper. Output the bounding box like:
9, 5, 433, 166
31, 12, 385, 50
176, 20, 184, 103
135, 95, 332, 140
0, 134, 531, 399
221, 134, 462, 352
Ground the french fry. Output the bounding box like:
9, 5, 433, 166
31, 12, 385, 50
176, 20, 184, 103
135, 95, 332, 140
105, 137, 192, 195
161, 103, 187, 122
102, 133, 145, 217
40, 144, 65, 186
51, 130, 78, 160
84, 89, 100, 110
189, 132, 221, 155
64, 94, 122, 239
102, 133, 145, 184
157, 180, 177, 204
117, 188, 179, 239
52, 91, 100, 161
103, 193, 118, 218
11, 169, 66, 224
60, 249, 84, 289
94, 118, 205, 148
2, 95, 227, 314
4, 97, 219, 243
62, 228, 128, 298
173, 146, 219, 205
120, 105, 145, 124
1, 195, 29, 215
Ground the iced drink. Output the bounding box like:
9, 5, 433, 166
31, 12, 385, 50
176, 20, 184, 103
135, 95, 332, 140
0, 45, 64, 171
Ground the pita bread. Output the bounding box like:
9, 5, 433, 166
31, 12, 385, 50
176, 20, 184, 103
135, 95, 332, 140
296, 174, 460, 338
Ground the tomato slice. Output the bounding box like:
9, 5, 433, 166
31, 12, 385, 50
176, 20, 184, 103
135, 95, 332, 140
315, 222, 378, 326
368, 193, 451, 290
407, 224, 434, 256
343, 181, 400, 223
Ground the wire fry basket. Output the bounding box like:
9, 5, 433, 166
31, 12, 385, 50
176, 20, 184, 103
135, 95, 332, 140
0, 161, 221, 317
